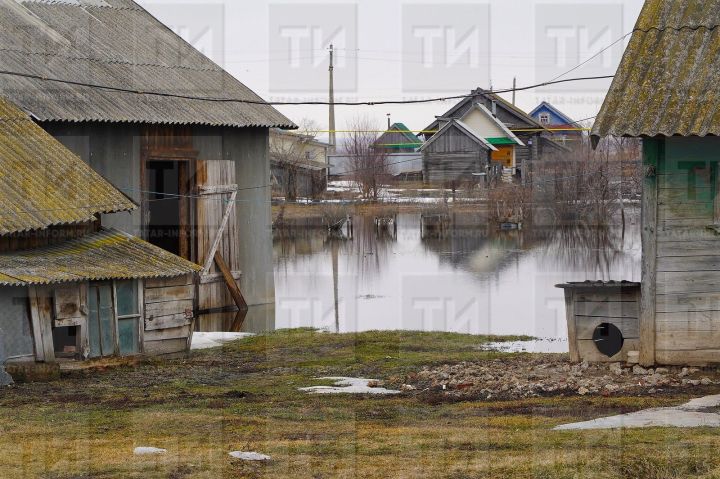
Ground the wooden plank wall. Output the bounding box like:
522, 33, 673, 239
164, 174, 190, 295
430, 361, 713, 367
654, 137, 720, 365
423, 124, 486, 183
196, 158, 242, 311
569, 288, 640, 363
144, 275, 194, 356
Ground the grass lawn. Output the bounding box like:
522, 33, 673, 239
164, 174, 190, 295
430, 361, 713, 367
0, 329, 718, 479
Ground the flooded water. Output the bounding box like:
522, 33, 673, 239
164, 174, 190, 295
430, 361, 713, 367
271, 211, 641, 344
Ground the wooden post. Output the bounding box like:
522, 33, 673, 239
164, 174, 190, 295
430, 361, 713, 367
28, 286, 55, 363
564, 290, 580, 363
214, 252, 248, 312
640, 138, 660, 366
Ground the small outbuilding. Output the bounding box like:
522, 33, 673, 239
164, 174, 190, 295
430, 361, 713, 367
0, 97, 200, 369
420, 118, 499, 184
0, 0, 295, 325
564, 0, 720, 366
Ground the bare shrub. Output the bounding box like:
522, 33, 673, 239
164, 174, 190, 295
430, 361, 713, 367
270, 119, 323, 202
343, 116, 390, 200
488, 183, 532, 224
320, 203, 351, 230
533, 136, 640, 227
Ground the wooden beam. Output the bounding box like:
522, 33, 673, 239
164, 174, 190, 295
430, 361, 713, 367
201, 190, 238, 275
640, 138, 660, 366
29, 286, 56, 363
28, 286, 45, 362
198, 184, 238, 196
214, 252, 248, 312
564, 290, 580, 363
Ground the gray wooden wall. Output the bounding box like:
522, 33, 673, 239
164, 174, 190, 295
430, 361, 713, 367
652, 137, 720, 365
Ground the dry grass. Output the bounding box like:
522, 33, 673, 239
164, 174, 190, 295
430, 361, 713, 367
1, 330, 719, 479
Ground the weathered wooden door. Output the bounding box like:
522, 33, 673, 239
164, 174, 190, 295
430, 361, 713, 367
196, 159, 243, 313
87, 284, 116, 358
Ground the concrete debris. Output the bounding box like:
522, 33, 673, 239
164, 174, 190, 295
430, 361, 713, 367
555, 395, 720, 430
299, 377, 401, 395
229, 451, 271, 461
404, 357, 720, 400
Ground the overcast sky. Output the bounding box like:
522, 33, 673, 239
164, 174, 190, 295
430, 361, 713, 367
139, 0, 644, 140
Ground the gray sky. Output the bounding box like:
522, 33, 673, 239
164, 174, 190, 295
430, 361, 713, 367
139, 0, 644, 140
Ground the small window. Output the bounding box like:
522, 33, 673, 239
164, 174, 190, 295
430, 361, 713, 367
539, 113, 550, 125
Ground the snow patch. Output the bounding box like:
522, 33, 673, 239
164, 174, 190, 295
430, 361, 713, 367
191, 332, 255, 350
299, 377, 401, 395
134, 447, 167, 455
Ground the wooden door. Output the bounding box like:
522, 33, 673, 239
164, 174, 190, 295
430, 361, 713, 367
87, 283, 116, 358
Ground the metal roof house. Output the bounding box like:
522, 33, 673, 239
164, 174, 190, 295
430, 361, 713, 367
270, 129, 330, 199
0, 96, 200, 372
0, 0, 295, 332
375, 123, 423, 153
423, 89, 565, 180
421, 103, 524, 184
529, 102, 584, 145
561, 0, 720, 366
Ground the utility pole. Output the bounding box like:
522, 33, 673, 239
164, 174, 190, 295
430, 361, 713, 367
512, 77, 517, 105
328, 44, 336, 153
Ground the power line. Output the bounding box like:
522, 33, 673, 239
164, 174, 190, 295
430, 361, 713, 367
0, 66, 614, 107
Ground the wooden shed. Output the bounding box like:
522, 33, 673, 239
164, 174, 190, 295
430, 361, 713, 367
0, 0, 295, 328
576, 0, 720, 366
0, 97, 200, 371
420, 119, 498, 184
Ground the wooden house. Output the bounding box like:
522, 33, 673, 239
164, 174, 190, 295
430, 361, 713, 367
420, 119, 499, 184
529, 102, 584, 146
0, 0, 294, 325
562, 0, 720, 366
270, 129, 330, 199
423, 89, 565, 179
0, 96, 200, 371
375, 123, 423, 153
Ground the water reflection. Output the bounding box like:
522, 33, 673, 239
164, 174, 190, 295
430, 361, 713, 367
273, 212, 641, 340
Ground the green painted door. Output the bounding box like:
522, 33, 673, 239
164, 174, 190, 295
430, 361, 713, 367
88, 284, 116, 358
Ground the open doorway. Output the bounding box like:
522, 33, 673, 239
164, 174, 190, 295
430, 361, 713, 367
146, 160, 192, 259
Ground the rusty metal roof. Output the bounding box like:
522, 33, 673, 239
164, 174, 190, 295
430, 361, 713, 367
0, 0, 294, 129
0, 97, 136, 235
0, 228, 200, 286
592, 0, 720, 139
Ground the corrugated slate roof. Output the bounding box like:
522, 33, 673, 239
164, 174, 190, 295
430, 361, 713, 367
592, 0, 720, 139
0, 228, 200, 286
0, 97, 136, 235
0, 0, 294, 129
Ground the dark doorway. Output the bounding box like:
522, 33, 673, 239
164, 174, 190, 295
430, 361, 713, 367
146, 160, 191, 258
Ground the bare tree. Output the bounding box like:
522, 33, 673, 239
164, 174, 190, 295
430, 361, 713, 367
343, 116, 389, 200
270, 119, 322, 201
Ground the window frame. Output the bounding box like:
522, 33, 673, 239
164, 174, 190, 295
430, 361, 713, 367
112, 279, 144, 357
539, 113, 551, 125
